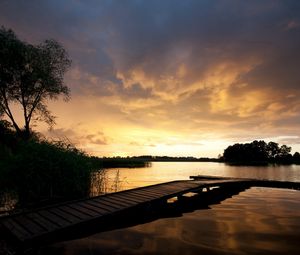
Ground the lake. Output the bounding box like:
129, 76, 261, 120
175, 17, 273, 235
42, 162, 300, 254
90, 162, 300, 194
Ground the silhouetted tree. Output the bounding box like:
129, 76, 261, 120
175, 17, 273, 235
223, 140, 293, 165
0, 27, 71, 139
275, 144, 292, 164
293, 152, 300, 164
266, 141, 280, 160
223, 140, 267, 163
278, 145, 291, 157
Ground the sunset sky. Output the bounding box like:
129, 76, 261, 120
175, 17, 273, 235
1, 0, 300, 157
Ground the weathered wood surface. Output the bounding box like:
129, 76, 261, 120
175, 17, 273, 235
0, 179, 247, 244
190, 175, 300, 190
1, 176, 299, 245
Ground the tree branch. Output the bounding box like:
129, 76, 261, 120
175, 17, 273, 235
0, 88, 21, 132
26, 86, 44, 125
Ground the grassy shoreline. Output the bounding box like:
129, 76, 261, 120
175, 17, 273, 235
0, 123, 149, 212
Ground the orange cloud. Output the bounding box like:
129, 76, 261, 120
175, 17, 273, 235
2, 1, 300, 156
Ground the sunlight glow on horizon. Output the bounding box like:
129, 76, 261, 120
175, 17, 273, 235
1, 1, 300, 157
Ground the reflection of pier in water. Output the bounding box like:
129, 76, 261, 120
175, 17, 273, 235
1, 176, 299, 253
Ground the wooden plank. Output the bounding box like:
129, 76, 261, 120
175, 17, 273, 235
76, 201, 107, 215
2, 218, 32, 241
143, 184, 176, 190
127, 189, 160, 198
151, 185, 191, 194
110, 193, 147, 204
85, 200, 118, 213
174, 181, 199, 186
122, 191, 156, 200
3, 179, 259, 244
59, 204, 92, 220
155, 181, 185, 187
127, 190, 159, 199
158, 182, 197, 190
164, 181, 196, 187
112, 192, 150, 203
14, 215, 45, 236
141, 188, 177, 197
137, 188, 168, 196
190, 175, 230, 180
61, 205, 93, 219
27, 212, 58, 232
99, 196, 137, 207
84, 200, 113, 214
139, 183, 198, 197
49, 208, 81, 223
74, 203, 102, 217
93, 198, 124, 210
138, 187, 167, 194
102, 195, 138, 207
38, 210, 70, 227
176, 184, 200, 190
130, 189, 165, 198
141, 187, 185, 198
146, 184, 181, 193
166, 185, 199, 193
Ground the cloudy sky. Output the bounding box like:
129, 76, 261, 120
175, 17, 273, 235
1, 0, 300, 157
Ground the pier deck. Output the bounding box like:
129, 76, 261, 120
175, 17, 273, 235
1, 176, 299, 248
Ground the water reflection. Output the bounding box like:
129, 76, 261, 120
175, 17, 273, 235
90, 162, 300, 194
39, 185, 248, 254
90, 169, 128, 196
40, 188, 300, 255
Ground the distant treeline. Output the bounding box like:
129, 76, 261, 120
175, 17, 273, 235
90, 156, 151, 168
222, 140, 300, 165
95, 155, 221, 163
137, 156, 221, 162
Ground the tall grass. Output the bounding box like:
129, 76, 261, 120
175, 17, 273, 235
0, 121, 148, 212
90, 169, 127, 197
1, 138, 94, 209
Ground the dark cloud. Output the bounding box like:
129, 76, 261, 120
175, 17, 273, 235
2, 0, 300, 94
120, 83, 154, 99
1, 0, 300, 156
48, 128, 109, 146
85, 134, 105, 143
48, 128, 76, 138
84, 131, 109, 145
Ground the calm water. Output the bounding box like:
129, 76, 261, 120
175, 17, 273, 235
43, 162, 300, 254
41, 187, 300, 255
91, 162, 300, 194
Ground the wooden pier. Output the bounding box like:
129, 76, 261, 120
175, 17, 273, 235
1, 176, 299, 250
190, 175, 300, 190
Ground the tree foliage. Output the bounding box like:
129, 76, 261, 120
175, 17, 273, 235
293, 152, 300, 164
0, 27, 71, 138
223, 140, 295, 165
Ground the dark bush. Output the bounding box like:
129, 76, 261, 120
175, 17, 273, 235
1, 138, 94, 208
